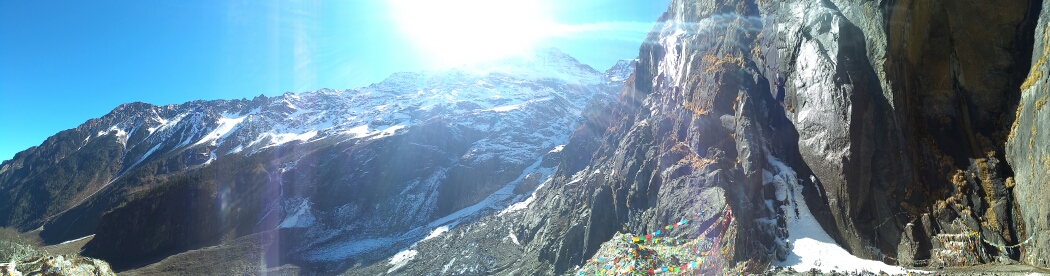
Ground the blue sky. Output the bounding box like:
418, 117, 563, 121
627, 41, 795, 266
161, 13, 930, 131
0, 0, 670, 161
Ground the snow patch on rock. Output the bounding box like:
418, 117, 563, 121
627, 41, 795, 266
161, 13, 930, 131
507, 230, 520, 246
769, 155, 914, 274
423, 226, 450, 241
498, 178, 549, 216
387, 249, 418, 273
58, 234, 94, 245
279, 200, 315, 229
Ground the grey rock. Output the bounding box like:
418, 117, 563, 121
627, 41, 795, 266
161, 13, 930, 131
898, 222, 919, 266
775, 0, 887, 256
1006, 0, 1050, 269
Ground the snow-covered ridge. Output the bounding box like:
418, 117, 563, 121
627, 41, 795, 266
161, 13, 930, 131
18, 49, 637, 270
71, 48, 619, 180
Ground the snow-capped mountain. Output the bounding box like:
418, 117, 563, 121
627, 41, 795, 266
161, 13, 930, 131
54, 49, 606, 179
0, 48, 633, 271
603, 59, 637, 83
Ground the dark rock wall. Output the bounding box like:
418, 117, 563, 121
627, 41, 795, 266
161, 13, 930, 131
752, 0, 1049, 267
764, 0, 1045, 268
773, 0, 898, 257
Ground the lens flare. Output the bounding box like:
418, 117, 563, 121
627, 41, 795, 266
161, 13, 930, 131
388, 0, 555, 67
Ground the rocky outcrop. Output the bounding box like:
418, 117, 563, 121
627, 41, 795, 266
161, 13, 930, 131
771, 0, 898, 256
1007, 0, 1050, 268
350, 0, 821, 274
0, 238, 115, 276
1, 255, 115, 276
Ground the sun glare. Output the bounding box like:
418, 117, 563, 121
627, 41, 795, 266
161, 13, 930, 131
389, 0, 554, 67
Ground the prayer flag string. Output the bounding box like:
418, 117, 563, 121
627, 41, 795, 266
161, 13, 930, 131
577, 207, 740, 275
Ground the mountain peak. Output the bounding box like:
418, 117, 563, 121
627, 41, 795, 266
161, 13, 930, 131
604, 59, 638, 82
448, 47, 602, 85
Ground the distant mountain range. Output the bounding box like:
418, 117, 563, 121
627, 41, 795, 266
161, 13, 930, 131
0, 48, 634, 272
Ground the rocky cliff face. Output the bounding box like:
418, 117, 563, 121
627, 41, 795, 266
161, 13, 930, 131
352, 0, 1050, 274
1008, 0, 1050, 268
770, 0, 1042, 267
3, 0, 1049, 274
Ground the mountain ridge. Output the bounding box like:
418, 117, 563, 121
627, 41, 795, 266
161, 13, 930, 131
0, 47, 636, 272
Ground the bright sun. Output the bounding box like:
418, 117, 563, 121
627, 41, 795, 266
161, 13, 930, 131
389, 0, 554, 67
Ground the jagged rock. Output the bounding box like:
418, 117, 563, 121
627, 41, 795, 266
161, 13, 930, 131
39, 255, 115, 276
897, 222, 919, 266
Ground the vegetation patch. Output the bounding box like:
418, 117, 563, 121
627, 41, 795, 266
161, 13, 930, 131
1008, 101, 1024, 143
1019, 26, 1049, 92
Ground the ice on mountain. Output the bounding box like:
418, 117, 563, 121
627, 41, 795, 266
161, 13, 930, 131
97, 126, 129, 146
423, 226, 450, 241
387, 249, 418, 273
507, 230, 520, 246
279, 200, 316, 229
488, 104, 521, 112
370, 123, 407, 139
498, 178, 549, 216
192, 115, 245, 147
344, 125, 369, 138
227, 144, 244, 154
305, 236, 400, 262
268, 130, 318, 147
